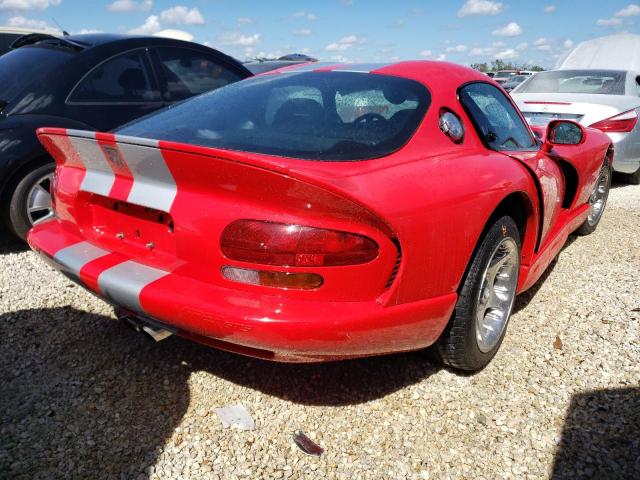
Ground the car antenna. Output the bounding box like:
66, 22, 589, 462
52, 18, 70, 36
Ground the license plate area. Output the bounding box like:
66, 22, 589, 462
77, 193, 176, 261
523, 112, 584, 126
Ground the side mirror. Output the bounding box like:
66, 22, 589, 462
543, 120, 584, 151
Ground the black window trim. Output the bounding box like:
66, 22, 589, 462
65, 47, 164, 106
457, 80, 539, 152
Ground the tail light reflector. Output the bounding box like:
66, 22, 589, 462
222, 266, 323, 290
221, 220, 378, 267
590, 109, 638, 133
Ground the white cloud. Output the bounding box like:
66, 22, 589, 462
76, 28, 104, 34
293, 28, 312, 36
292, 10, 317, 21
532, 37, 552, 51
217, 32, 261, 46
469, 46, 493, 56
436, 53, 447, 61
325, 34, 364, 51
419, 49, 432, 57
457, 0, 503, 17
563, 39, 574, 49
543, 5, 556, 13
329, 54, 348, 62
107, 0, 151, 12
7, 15, 57, 31
495, 48, 518, 59
129, 15, 161, 34
615, 4, 640, 16
596, 17, 623, 26
492, 22, 522, 37
0, 0, 60, 10
159, 6, 204, 25
238, 17, 253, 25
153, 28, 193, 42
445, 44, 468, 53
516, 42, 528, 51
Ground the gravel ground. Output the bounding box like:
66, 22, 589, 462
1, 179, 638, 480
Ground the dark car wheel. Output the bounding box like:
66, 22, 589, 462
8, 162, 55, 240
576, 163, 611, 236
436, 216, 521, 371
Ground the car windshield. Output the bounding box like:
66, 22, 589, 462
515, 69, 626, 95
0, 46, 74, 106
118, 71, 431, 161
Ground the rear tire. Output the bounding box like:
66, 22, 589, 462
576, 162, 611, 236
436, 216, 521, 371
7, 162, 55, 240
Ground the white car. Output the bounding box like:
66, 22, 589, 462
512, 69, 640, 184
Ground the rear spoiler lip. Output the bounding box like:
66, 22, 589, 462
36, 127, 398, 238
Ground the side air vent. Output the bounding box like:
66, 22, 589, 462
385, 240, 402, 289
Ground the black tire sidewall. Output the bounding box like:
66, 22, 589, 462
438, 215, 521, 371
8, 162, 55, 240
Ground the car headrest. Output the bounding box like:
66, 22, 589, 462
272, 98, 325, 127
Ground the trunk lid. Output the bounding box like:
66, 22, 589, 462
512, 92, 640, 127
37, 128, 399, 302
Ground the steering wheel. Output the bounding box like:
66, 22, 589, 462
354, 112, 386, 126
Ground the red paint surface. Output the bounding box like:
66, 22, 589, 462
28, 62, 612, 361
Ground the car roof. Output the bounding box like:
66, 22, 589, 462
263, 60, 490, 87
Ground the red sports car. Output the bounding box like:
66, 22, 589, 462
28, 61, 612, 370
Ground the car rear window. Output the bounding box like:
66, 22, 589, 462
0, 46, 73, 106
515, 69, 626, 95
117, 71, 431, 161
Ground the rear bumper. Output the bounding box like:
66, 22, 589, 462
28, 220, 456, 362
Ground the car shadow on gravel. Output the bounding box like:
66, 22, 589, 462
0, 306, 440, 478
551, 387, 640, 479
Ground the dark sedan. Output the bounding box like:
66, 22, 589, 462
0, 33, 251, 239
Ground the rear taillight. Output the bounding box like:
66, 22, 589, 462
221, 266, 323, 290
221, 220, 379, 267
590, 109, 638, 133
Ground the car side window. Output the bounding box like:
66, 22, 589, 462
156, 47, 244, 101
459, 82, 535, 151
69, 50, 159, 104
635, 76, 640, 97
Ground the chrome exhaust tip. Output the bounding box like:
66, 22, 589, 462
117, 310, 175, 342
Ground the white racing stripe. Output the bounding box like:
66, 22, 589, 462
68, 133, 116, 196
64, 130, 178, 213
116, 138, 178, 213
53, 241, 110, 279
97, 260, 169, 313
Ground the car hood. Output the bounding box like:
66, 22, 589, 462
511, 92, 640, 126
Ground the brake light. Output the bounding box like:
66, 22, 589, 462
221, 220, 379, 267
590, 109, 638, 133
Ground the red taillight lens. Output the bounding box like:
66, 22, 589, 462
590, 109, 638, 133
221, 220, 379, 267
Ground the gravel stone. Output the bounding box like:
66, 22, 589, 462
1, 180, 638, 479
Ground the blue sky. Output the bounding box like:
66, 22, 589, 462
2, 0, 640, 67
